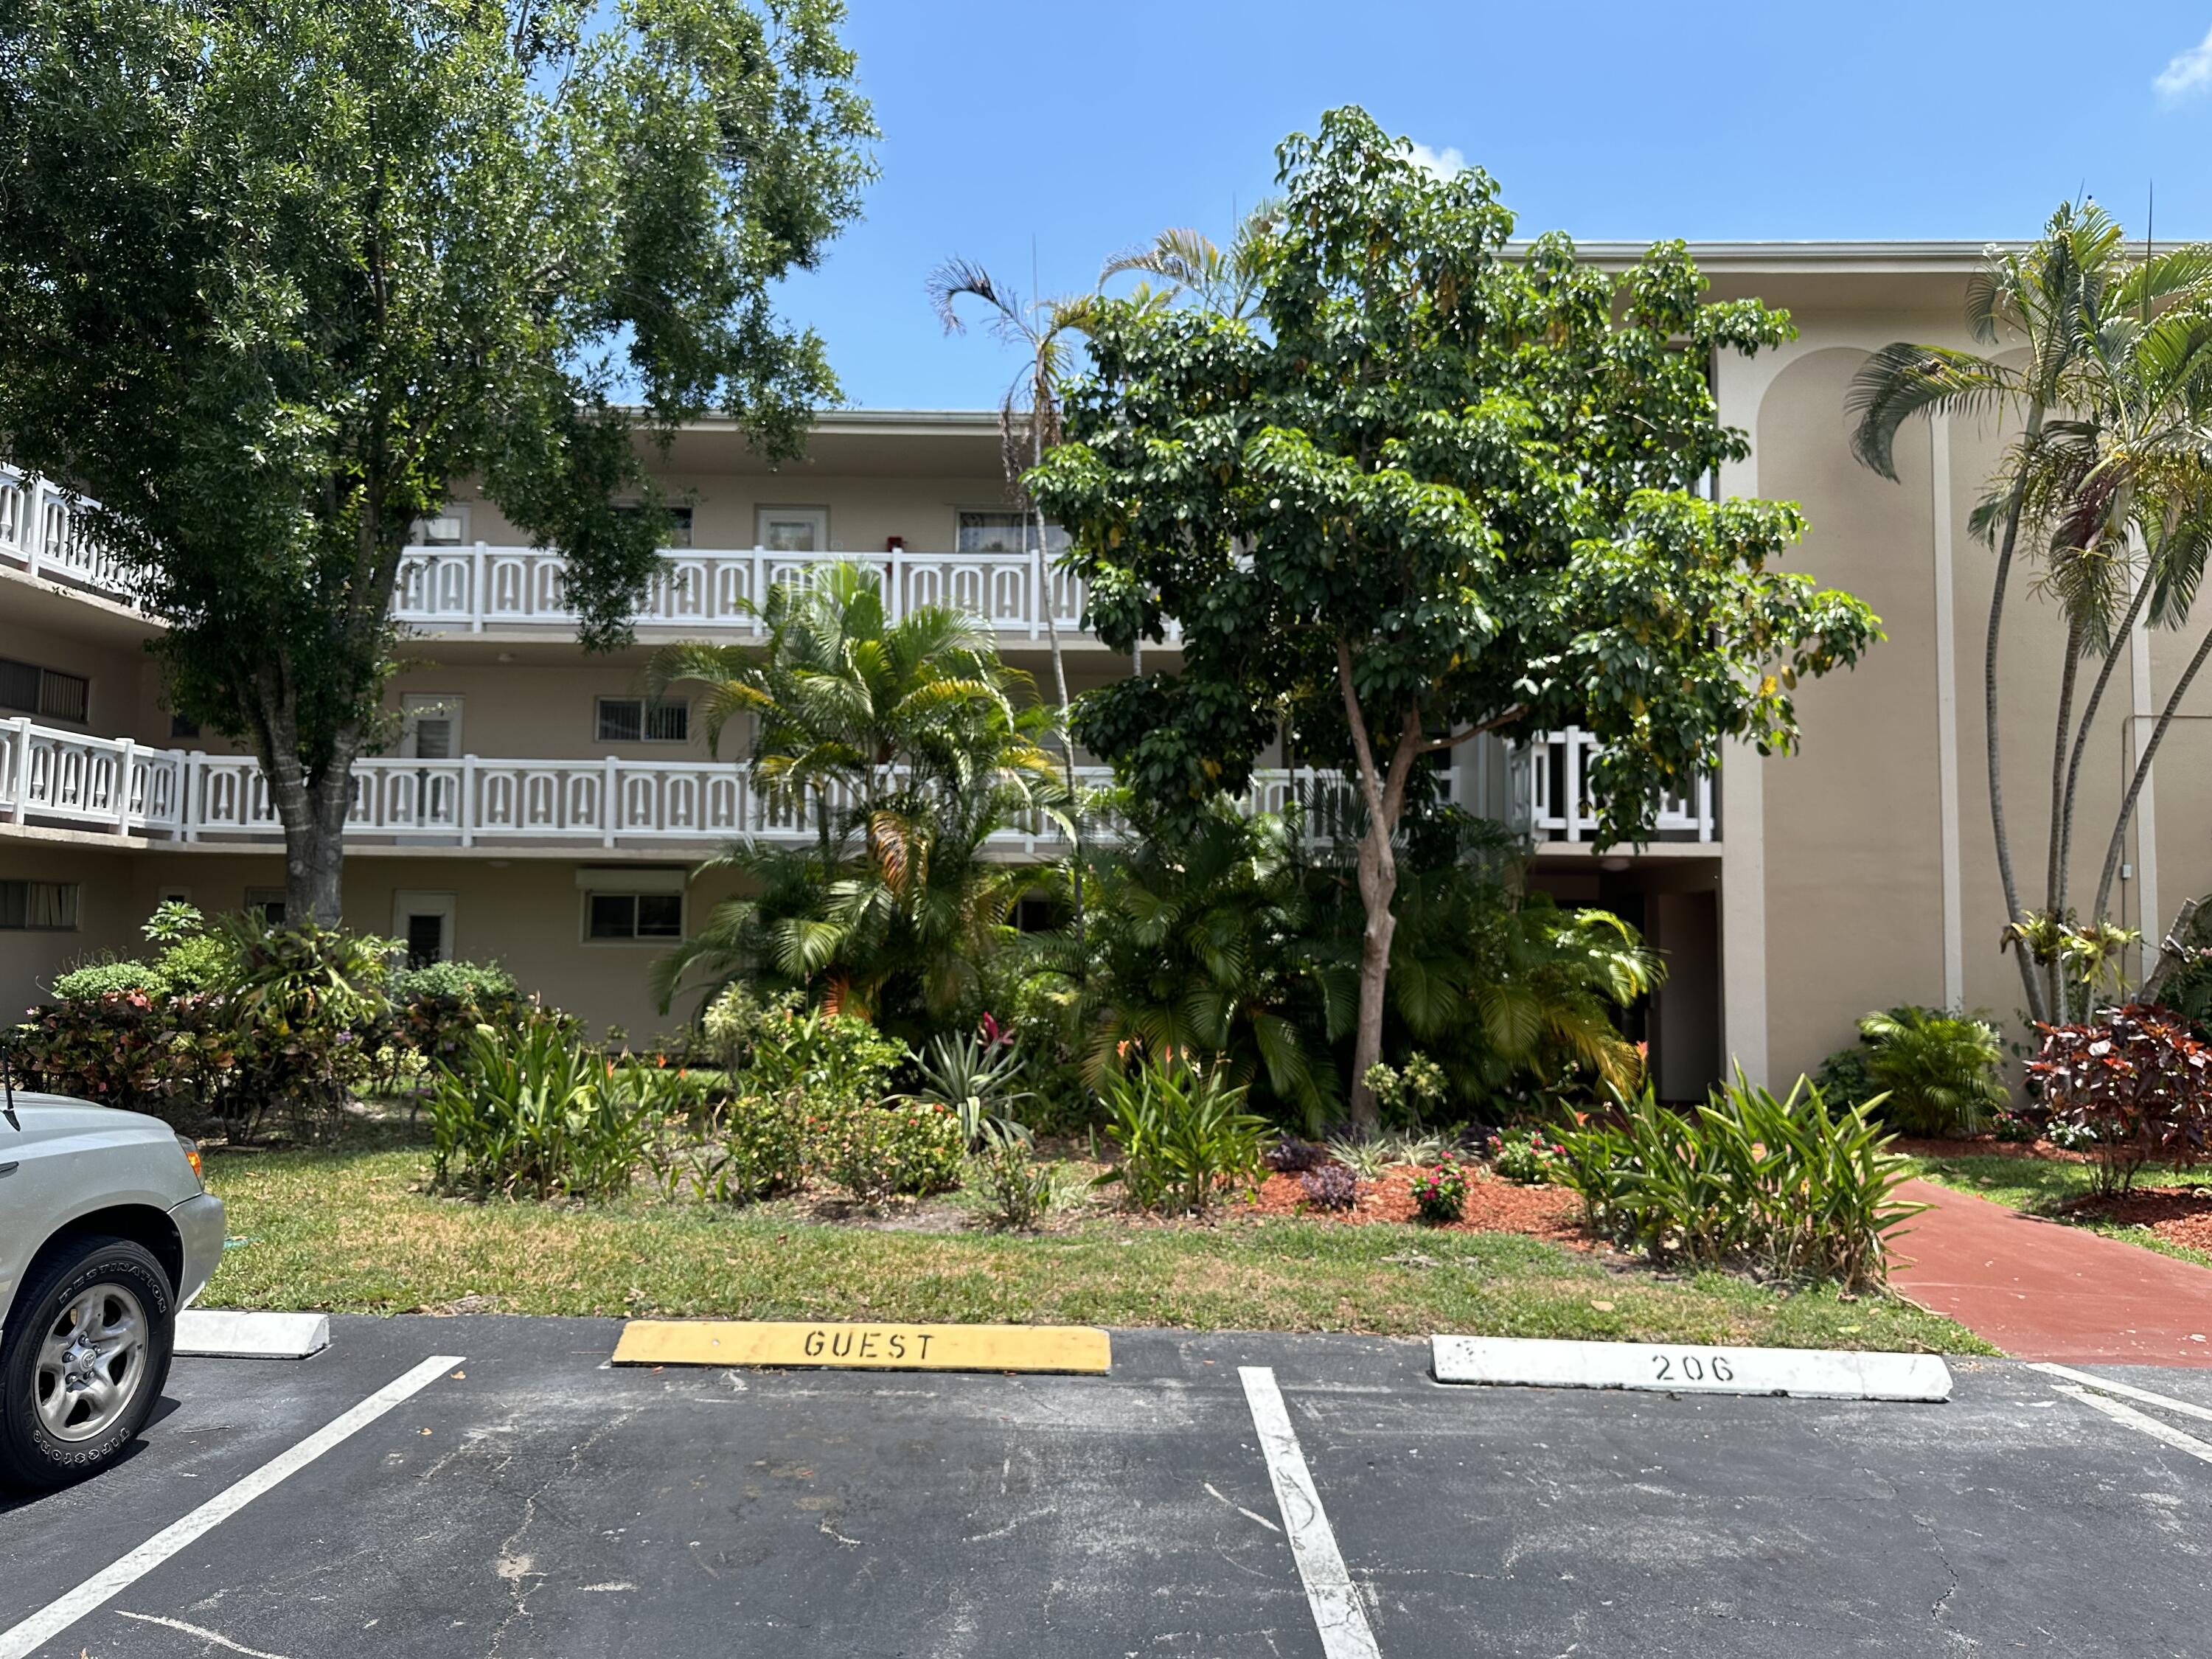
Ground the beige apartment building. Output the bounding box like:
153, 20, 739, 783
2, 243, 2203, 1095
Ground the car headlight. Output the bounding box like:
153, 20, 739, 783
175, 1133, 204, 1189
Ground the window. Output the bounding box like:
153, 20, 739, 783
0, 656, 91, 723
400, 695, 462, 759
585, 891, 684, 941
596, 695, 689, 744
617, 502, 694, 549
245, 887, 287, 927
0, 880, 78, 931
170, 714, 201, 740
757, 506, 827, 552
414, 505, 469, 546
956, 509, 1069, 557
392, 891, 456, 967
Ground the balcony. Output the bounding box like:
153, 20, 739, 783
0, 467, 140, 608
396, 543, 1126, 643
1, 717, 1462, 852
1507, 727, 1716, 844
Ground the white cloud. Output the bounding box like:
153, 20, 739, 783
2154, 24, 2212, 100
1401, 140, 1469, 179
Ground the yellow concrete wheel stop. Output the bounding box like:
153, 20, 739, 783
613, 1320, 1111, 1374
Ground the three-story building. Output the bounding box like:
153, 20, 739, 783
6, 245, 2204, 1093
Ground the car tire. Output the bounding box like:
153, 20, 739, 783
0, 1237, 175, 1490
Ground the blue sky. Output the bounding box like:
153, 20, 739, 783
780, 1, 2212, 410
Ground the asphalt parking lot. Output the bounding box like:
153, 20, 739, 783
4, 1315, 2211, 1657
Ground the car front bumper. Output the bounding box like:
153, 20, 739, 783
169, 1191, 226, 1310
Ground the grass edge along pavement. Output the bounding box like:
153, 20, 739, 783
198, 1141, 1989, 1354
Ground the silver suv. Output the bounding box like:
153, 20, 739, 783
0, 1077, 225, 1488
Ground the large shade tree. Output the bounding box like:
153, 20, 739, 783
1029, 108, 1879, 1127
0, 0, 874, 920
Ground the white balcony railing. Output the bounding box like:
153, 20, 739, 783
2, 718, 1499, 851
0, 718, 184, 835
0, 467, 141, 608
1509, 728, 1715, 843
394, 543, 1108, 641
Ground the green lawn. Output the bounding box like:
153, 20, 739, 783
198, 1130, 1989, 1353
1907, 1152, 2212, 1272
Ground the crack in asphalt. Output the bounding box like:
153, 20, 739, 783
487, 1408, 640, 1658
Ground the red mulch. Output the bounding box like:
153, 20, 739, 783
1894, 1135, 2091, 1164
2058, 1185, 2212, 1252
1237, 1165, 1594, 1248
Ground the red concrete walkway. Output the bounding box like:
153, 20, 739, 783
1891, 1178, 2212, 1364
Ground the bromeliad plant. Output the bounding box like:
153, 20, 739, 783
1553, 1077, 1924, 1292
912, 1026, 1032, 1149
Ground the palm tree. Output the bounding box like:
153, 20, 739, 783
924, 265, 1090, 794
1032, 802, 1344, 1130
646, 563, 1064, 1029
1848, 205, 2212, 1020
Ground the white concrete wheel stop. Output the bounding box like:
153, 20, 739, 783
1432, 1335, 1951, 1402
175, 1310, 331, 1360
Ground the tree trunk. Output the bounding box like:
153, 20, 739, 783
1985, 408, 2046, 1024
1337, 643, 1421, 1135
2043, 618, 2084, 1019
1029, 417, 1084, 972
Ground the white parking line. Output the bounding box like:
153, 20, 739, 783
2028, 1362, 2212, 1427
2053, 1385, 2212, 1468
1239, 1366, 1382, 1659
0, 1353, 462, 1659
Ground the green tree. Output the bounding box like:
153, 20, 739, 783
1848, 206, 2212, 1020
1029, 108, 1877, 1128
647, 563, 1063, 1032
0, 0, 873, 922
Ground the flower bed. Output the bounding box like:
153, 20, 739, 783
2057, 1185, 2212, 1252
1238, 1164, 1590, 1247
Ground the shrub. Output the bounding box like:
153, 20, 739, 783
11, 990, 232, 1121
1815, 1005, 2006, 1136
648, 1091, 807, 1203
427, 1023, 654, 1200
1263, 1135, 1329, 1173
385, 959, 527, 1084
1491, 1127, 1565, 1186
1096, 1057, 1267, 1214
1299, 1163, 1360, 1211
1553, 1078, 1922, 1292
1410, 1162, 1468, 1224
808, 1098, 964, 1205
2026, 1005, 2212, 1194
970, 1126, 1054, 1229
912, 1026, 1031, 1149
49, 959, 171, 1001
1988, 1108, 2037, 1144
742, 1004, 908, 1110
698, 981, 792, 1072
1363, 1054, 1448, 1126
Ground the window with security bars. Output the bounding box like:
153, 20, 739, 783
0, 656, 90, 723
596, 696, 689, 744
0, 880, 80, 931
